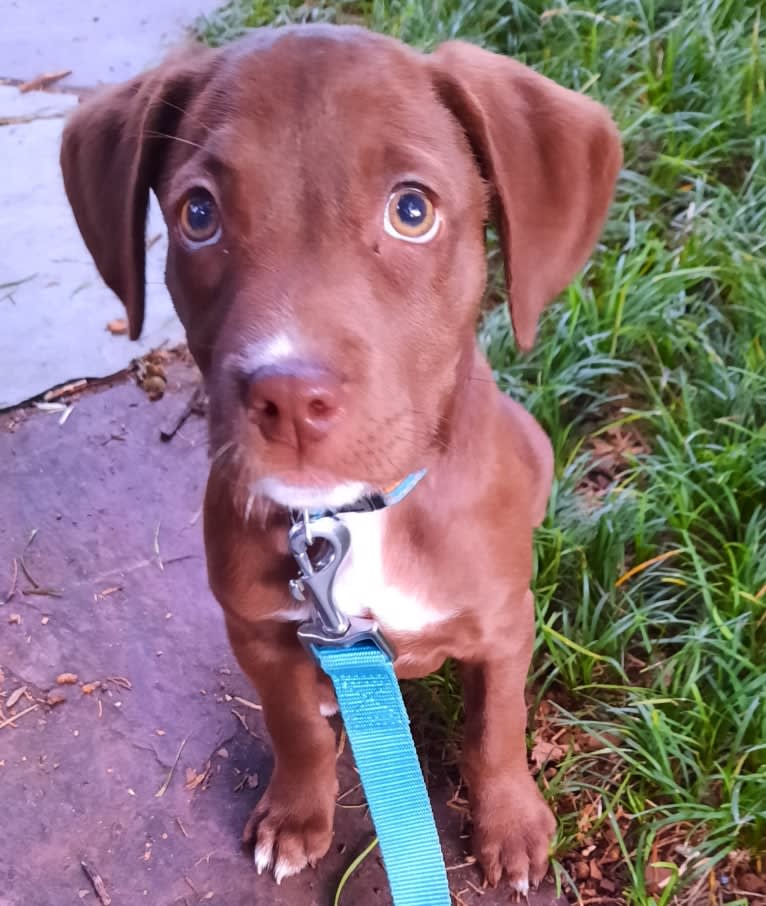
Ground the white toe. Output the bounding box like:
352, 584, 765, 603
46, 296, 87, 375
511, 877, 530, 897
254, 841, 273, 876
274, 855, 305, 885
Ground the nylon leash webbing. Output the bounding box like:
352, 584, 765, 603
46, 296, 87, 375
313, 642, 450, 906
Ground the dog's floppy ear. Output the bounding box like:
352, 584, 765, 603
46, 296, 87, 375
60, 50, 217, 339
431, 41, 622, 350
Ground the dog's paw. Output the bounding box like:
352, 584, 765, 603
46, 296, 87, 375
471, 777, 556, 895
244, 783, 336, 884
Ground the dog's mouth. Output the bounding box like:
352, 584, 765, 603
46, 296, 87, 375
251, 476, 374, 511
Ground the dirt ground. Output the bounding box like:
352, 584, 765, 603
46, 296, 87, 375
1, 359, 565, 906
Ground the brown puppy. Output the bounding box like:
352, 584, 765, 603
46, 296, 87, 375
61, 25, 621, 895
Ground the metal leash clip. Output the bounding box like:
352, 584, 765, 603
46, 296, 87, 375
288, 515, 395, 661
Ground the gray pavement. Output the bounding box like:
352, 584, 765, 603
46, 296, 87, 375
1, 362, 565, 906
0, 0, 220, 409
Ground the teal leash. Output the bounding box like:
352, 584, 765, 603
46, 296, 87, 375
314, 644, 450, 906
287, 475, 450, 906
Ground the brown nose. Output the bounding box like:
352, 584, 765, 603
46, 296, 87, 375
244, 363, 344, 447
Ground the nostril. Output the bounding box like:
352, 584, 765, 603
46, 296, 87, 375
308, 397, 329, 418
250, 394, 279, 418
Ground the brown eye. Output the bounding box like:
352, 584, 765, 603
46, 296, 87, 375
384, 186, 439, 242
180, 190, 221, 244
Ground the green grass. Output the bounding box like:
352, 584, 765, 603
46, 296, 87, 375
195, 2, 766, 901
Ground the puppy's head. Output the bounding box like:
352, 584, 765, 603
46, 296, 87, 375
61, 26, 621, 512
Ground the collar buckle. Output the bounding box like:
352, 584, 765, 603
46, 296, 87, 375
288, 515, 351, 637
287, 515, 395, 660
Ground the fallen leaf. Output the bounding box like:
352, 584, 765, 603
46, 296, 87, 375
44, 379, 88, 402
6, 686, 27, 709
142, 375, 167, 401
645, 864, 674, 895
19, 69, 72, 92
740, 873, 766, 894
80, 858, 112, 906
530, 738, 567, 771
184, 761, 212, 791
589, 859, 603, 881
573, 861, 589, 881
56, 673, 79, 685
106, 318, 128, 335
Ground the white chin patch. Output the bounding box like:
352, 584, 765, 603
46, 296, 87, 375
252, 478, 370, 511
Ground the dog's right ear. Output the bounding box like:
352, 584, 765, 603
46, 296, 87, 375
60, 50, 217, 339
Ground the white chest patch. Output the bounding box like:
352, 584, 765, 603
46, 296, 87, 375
331, 510, 447, 634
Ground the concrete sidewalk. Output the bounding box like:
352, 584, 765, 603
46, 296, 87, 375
0, 0, 220, 409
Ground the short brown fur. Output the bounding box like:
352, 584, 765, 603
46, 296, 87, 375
61, 25, 621, 892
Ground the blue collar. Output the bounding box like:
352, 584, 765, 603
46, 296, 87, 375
302, 468, 427, 520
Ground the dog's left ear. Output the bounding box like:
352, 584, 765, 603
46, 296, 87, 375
430, 41, 622, 351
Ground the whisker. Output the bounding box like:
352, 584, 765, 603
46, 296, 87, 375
144, 130, 205, 150
211, 439, 236, 464
156, 98, 212, 135
244, 490, 255, 526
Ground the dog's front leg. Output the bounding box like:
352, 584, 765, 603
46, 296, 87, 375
226, 616, 338, 883
460, 591, 556, 894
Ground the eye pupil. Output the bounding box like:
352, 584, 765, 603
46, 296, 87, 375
181, 190, 220, 243
397, 192, 426, 226
187, 197, 212, 231
385, 186, 438, 242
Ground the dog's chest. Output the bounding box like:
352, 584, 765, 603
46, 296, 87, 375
331, 510, 444, 634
